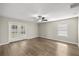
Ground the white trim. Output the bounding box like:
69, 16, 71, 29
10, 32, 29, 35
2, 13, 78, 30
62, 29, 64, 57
0, 42, 9, 46
0, 37, 78, 46
41, 37, 78, 45
0, 37, 38, 46
54, 39, 78, 45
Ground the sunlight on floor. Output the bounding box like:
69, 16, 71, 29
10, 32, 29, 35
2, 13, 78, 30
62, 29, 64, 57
56, 42, 68, 56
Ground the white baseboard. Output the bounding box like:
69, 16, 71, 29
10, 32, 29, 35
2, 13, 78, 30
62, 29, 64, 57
55, 39, 78, 45
0, 42, 9, 46
0, 37, 78, 46
40, 37, 78, 45
0, 37, 38, 46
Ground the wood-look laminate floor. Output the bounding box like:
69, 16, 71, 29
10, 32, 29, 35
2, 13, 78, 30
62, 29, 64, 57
0, 37, 79, 56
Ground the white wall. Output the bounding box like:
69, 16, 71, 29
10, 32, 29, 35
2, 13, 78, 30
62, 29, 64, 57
0, 18, 8, 44
0, 19, 1, 43
0, 16, 78, 45
0, 16, 38, 44
38, 17, 78, 44
78, 17, 79, 47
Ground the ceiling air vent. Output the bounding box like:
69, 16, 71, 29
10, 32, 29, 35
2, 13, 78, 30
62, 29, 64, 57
70, 3, 79, 8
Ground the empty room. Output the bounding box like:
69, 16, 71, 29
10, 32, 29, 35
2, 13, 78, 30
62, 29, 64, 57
0, 3, 79, 56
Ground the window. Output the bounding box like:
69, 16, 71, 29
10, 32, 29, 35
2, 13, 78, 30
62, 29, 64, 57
21, 26, 25, 34
11, 25, 17, 33
57, 21, 68, 37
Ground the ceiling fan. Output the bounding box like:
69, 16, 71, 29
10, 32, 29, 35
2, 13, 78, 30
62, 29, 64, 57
37, 16, 48, 22
30, 14, 48, 22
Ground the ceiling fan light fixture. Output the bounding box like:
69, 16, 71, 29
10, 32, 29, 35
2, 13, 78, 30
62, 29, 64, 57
42, 17, 45, 20
37, 15, 48, 22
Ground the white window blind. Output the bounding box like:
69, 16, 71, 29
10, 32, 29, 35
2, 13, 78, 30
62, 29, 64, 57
57, 21, 68, 37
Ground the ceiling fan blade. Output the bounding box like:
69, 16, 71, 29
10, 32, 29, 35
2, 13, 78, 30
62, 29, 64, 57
42, 19, 48, 21
32, 17, 42, 22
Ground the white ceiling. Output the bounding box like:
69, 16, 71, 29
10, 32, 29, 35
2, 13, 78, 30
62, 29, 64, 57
0, 3, 79, 22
